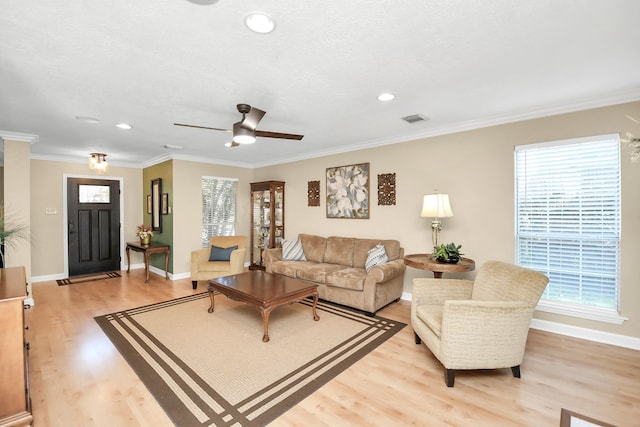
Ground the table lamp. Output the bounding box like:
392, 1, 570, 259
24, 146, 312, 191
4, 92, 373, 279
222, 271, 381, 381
421, 192, 453, 252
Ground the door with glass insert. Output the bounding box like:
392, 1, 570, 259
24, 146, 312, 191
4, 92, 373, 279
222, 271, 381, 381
67, 178, 121, 276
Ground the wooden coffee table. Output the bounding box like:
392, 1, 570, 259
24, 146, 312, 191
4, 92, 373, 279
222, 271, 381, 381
207, 270, 319, 342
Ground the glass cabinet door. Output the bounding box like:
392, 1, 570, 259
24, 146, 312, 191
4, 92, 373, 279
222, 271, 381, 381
250, 181, 285, 269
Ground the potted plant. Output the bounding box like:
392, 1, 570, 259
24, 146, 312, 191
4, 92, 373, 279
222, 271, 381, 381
136, 224, 153, 246
0, 208, 30, 267
434, 242, 463, 264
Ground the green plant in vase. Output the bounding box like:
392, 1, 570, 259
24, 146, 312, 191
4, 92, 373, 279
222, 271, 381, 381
434, 242, 463, 264
0, 207, 30, 267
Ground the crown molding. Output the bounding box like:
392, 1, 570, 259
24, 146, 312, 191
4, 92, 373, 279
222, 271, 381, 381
30, 153, 141, 169
0, 130, 39, 143
251, 89, 640, 168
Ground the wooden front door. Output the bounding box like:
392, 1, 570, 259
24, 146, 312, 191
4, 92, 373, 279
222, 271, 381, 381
67, 178, 120, 276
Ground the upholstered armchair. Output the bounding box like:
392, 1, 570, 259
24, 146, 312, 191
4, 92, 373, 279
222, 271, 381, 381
190, 236, 247, 289
411, 260, 549, 387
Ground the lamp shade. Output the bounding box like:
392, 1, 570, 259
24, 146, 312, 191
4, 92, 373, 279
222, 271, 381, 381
421, 193, 453, 218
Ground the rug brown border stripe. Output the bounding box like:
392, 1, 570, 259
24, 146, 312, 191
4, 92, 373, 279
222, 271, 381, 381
95, 293, 405, 427
57, 271, 121, 286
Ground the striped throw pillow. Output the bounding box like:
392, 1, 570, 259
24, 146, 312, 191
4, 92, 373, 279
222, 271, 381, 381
365, 243, 388, 272
282, 238, 306, 261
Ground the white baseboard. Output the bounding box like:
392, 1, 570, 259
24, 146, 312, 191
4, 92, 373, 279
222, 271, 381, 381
401, 292, 640, 351
530, 318, 640, 351
148, 265, 190, 281
32, 273, 66, 283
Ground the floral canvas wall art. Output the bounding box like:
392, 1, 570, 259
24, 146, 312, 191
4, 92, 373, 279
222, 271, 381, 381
326, 163, 369, 219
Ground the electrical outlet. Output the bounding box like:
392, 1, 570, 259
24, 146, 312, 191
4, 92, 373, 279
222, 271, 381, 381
45, 208, 57, 215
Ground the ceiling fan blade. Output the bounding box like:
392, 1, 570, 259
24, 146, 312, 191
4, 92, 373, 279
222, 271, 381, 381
241, 107, 266, 130
174, 123, 232, 133
255, 130, 304, 140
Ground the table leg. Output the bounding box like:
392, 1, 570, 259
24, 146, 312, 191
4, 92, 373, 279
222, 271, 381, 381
164, 250, 169, 280
144, 253, 150, 283
126, 247, 131, 273
261, 307, 274, 342
207, 289, 215, 313
311, 292, 320, 321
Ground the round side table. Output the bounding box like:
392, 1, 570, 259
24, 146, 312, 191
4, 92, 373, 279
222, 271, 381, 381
404, 254, 475, 278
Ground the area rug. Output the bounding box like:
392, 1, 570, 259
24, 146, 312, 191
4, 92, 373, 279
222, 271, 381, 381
95, 293, 405, 427
56, 271, 121, 286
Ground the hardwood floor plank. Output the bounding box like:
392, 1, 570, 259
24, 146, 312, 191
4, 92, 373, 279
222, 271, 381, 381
24, 271, 639, 426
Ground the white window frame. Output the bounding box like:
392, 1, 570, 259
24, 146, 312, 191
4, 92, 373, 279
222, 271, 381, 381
514, 134, 626, 325
201, 176, 238, 247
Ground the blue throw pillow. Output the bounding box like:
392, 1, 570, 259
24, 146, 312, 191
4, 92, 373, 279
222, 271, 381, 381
209, 245, 238, 261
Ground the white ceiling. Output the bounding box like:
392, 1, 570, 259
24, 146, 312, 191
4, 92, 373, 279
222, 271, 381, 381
1, 0, 640, 169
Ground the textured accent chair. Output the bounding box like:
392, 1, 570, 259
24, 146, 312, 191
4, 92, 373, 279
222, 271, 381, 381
190, 236, 247, 289
411, 260, 549, 387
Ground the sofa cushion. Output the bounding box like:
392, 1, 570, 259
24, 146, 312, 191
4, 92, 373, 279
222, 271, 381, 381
208, 245, 238, 261
270, 260, 317, 277
416, 305, 443, 338
365, 243, 388, 272
296, 263, 345, 283
299, 234, 327, 263
324, 237, 355, 267
326, 268, 366, 291
282, 238, 306, 261
354, 239, 401, 268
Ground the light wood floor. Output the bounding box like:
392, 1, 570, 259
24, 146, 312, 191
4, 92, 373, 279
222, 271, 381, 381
25, 270, 639, 426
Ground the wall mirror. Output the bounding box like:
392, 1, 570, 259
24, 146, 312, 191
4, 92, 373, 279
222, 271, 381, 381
151, 178, 162, 232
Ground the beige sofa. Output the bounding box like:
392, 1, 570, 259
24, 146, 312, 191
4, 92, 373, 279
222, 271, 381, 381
264, 234, 406, 315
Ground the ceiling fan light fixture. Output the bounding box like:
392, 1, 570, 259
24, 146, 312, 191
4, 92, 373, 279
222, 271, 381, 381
232, 122, 256, 144
245, 12, 276, 34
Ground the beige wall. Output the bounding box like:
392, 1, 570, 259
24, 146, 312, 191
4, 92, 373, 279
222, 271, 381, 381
30, 160, 143, 276
253, 101, 640, 339
4, 140, 32, 298
171, 159, 254, 275
23, 101, 640, 339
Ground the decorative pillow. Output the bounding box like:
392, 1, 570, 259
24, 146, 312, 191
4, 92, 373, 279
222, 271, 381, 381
282, 238, 306, 261
365, 243, 388, 272
208, 245, 238, 261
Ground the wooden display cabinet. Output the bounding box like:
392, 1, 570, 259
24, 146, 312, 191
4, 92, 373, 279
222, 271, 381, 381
250, 181, 285, 270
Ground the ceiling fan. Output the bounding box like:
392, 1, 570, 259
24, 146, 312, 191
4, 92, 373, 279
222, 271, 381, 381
174, 103, 304, 147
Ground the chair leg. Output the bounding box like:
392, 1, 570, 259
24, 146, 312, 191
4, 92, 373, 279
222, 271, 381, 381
511, 365, 521, 378
414, 331, 421, 345
192, 280, 197, 290
446, 369, 455, 387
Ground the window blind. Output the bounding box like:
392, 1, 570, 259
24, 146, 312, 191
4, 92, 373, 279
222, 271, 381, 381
515, 134, 621, 311
201, 176, 238, 247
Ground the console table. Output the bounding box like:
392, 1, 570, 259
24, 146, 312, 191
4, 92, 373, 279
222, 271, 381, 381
404, 254, 475, 278
126, 241, 170, 283
0, 266, 32, 427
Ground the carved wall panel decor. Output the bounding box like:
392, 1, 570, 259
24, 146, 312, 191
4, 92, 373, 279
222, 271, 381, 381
308, 180, 320, 206
377, 173, 396, 205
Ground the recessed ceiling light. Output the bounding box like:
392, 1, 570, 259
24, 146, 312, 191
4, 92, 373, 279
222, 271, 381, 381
185, 0, 219, 4
115, 123, 132, 130
377, 93, 395, 102
75, 116, 100, 124
245, 12, 276, 34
